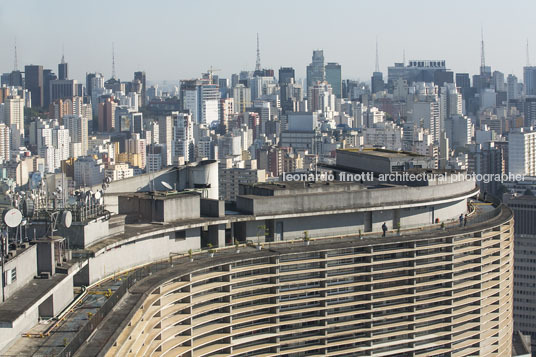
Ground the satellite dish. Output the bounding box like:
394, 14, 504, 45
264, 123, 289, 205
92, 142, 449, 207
3, 208, 22, 228
161, 181, 173, 190
61, 211, 72, 229
105, 177, 112, 184
94, 191, 102, 200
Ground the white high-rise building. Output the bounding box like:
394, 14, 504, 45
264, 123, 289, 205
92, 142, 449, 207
39, 146, 58, 173
1, 96, 24, 149
63, 115, 89, 155
37, 124, 53, 151
172, 112, 195, 162
53, 125, 71, 162
158, 115, 173, 166
0, 124, 10, 162
509, 128, 536, 176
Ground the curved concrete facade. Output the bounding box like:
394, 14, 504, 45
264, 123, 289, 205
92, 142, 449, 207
105, 206, 514, 357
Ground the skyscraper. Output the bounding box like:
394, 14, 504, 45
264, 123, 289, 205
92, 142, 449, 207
306, 50, 325, 91
43, 69, 57, 108
180, 80, 220, 124
278, 67, 295, 85
325, 62, 342, 98
371, 72, 385, 94
134, 71, 146, 107
58, 56, 68, 80
524, 66, 536, 96
24, 65, 44, 108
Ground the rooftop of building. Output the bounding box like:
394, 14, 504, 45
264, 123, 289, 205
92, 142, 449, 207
46, 201, 510, 357
119, 190, 200, 201
337, 148, 426, 158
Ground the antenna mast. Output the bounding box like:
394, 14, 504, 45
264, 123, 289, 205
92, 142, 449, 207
13, 38, 18, 71
480, 27, 486, 70
112, 42, 116, 79
375, 37, 380, 72
255, 33, 261, 72
527, 39, 531, 66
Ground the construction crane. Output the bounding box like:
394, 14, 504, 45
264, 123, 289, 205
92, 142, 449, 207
206, 66, 221, 84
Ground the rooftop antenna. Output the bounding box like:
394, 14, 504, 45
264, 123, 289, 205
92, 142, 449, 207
255, 33, 261, 72
61, 43, 65, 64
375, 37, 380, 73
480, 26, 486, 70
112, 42, 116, 79
527, 39, 531, 67
402, 48, 406, 66
13, 38, 18, 71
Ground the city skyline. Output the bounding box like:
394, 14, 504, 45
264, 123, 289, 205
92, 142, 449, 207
1, 0, 535, 82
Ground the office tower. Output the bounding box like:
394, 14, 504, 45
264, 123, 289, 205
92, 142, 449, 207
134, 71, 146, 107
278, 67, 295, 85
525, 66, 536, 96
509, 128, 536, 175
180, 80, 220, 124
97, 96, 117, 132
306, 50, 325, 91
63, 115, 89, 155
507, 74, 521, 101
325, 62, 342, 98
24, 65, 43, 107
493, 70, 505, 92
50, 79, 77, 102
217, 78, 229, 99
58, 57, 68, 80
3, 70, 23, 87
43, 69, 57, 107
455, 73, 471, 89
233, 84, 251, 113
388, 60, 447, 85
86, 72, 97, 97
371, 71, 385, 94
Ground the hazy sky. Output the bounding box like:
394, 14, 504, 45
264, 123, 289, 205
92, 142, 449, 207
0, 0, 534, 84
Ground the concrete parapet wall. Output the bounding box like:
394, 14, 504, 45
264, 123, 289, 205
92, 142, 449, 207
237, 181, 475, 216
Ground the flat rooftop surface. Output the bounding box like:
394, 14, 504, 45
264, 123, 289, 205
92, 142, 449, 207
339, 148, 425, 158
0, 271, 70, 324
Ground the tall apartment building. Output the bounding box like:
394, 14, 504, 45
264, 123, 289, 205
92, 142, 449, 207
509, 128, 536, 176
504, 193, 536, 351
